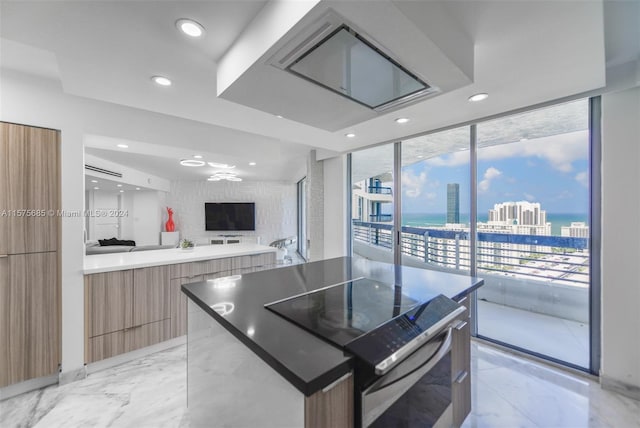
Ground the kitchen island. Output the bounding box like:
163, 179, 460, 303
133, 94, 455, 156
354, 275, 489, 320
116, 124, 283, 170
183, 257, 483, 427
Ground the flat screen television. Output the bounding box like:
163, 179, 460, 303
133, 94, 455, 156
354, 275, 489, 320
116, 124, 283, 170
205, 202, 255, 231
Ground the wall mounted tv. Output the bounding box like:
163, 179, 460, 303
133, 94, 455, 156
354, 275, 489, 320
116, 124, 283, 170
205, 202, 256, 231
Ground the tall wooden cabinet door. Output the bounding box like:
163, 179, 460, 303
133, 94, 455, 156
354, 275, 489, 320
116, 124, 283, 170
0, 253, 58, 387
132, 266, 170, 326
2, 122, 59, 254
0, 123, 15, 257
85, 270, 134, 337
0, 256, 11, 387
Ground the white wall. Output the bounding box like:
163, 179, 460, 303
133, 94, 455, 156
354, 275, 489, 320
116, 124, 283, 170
601, 86, 640, 396
323, 155, 348, 259
306, 150, 324, 261
168, 180, 296, 247
120, 190, 164, 245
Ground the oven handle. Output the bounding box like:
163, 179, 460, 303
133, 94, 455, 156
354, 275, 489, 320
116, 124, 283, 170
371, 326, 452, 392
374, 305, 465, 375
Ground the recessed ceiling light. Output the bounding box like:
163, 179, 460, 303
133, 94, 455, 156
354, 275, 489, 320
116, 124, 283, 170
119, 190, 124, 193
249, 162, 256, 166
417, 155, 424, 158
208, 171, 242, 182
193, 155, 203, 159
94, 187, 99, 190
176, 19, 205, 38
207, 162, 235, 169
276, 115, 284, 119
180, 159, 205, 167
136, 187, 141, 190
151, 76, 172, 87
91, 179, 98, 183
468, 93, 489, 102
117, 184, 123, 187
395, 118, 410, 124
117, 144, 129, 148
345, 133, 356, 138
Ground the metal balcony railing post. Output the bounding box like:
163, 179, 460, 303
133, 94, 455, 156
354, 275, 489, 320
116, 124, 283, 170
455, 233, 460, 270
423, 231, 429, 262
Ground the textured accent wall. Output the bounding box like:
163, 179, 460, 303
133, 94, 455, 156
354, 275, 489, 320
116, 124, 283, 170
306, 150, 324, 261
167, 180, 296, 246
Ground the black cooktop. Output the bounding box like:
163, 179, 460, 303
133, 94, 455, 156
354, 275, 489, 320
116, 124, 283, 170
265, 277, 423, 347
265, 278, 464, 351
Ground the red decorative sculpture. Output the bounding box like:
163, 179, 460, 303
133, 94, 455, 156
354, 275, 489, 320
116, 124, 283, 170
165, 207, 175, 232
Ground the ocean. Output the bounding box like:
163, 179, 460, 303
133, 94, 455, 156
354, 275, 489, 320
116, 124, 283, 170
402, 213, 588, 236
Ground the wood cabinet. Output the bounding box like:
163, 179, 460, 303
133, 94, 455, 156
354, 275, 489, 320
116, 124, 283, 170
85, 270, 133, 337
451, 308, 471, 427
1, 123, 59, 254
132, 266, 170, 326
170, 275, 202, 338
0, 122, 60, 388
85, 252, 276, 363
0, 253, 59, 386
85, 265, 171, 363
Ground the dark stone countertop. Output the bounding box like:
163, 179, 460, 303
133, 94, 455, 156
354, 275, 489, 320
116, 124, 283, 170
182, 256, 484, 396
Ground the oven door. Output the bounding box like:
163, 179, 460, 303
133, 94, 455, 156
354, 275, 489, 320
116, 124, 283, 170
361, 327, 453, 428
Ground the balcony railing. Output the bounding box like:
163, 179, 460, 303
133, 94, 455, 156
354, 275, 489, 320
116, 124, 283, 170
367, 186, 392, 194
368, 214, 393, 222
353, 221, 589, 286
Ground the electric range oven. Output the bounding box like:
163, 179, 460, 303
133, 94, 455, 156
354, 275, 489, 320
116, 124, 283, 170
265, 277, 465, 427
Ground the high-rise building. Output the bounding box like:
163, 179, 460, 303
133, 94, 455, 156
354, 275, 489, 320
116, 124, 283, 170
561, 222, 589, 237
488, 201, 547, 226
447, 183, 460, 223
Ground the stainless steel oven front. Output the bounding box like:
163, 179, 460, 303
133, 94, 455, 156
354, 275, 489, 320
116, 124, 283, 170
352, 305, 464, 428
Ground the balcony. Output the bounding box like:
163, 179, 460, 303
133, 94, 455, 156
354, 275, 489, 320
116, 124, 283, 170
368, 214, 393, 222
367, 185, 392, 194
353, 220, 590, 367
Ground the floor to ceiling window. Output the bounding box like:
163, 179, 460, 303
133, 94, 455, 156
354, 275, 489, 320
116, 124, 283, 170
400, 127, 470, 274
475, 99, 590, 368
351, 143, 395, 264
350, 98, 595, 372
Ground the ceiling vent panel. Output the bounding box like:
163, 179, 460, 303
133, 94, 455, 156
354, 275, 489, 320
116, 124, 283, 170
84, 164, 123, 178
217, 4, 473, 132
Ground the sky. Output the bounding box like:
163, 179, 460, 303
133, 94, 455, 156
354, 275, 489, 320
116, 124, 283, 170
399, 130, 590, 215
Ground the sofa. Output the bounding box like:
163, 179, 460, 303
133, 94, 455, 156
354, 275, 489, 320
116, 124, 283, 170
85, 240, 176, 255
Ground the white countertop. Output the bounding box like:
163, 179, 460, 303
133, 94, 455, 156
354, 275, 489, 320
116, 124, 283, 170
84, 244, 277, 274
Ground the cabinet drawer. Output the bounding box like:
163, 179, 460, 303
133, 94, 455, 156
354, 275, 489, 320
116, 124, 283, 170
451, 314, 471, 427
132, 266, 170, 326
125, 319, 171, 353
232, 253, 274, 270
173, 258, 232, 278
87, 330, 126, 363
191, 258, 232, 276
85, 270, 133, 337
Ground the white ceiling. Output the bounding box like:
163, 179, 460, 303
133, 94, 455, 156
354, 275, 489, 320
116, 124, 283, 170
1, 0, 638, 182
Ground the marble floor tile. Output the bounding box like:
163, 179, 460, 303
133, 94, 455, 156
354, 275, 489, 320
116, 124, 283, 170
2, 341, 639, 428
